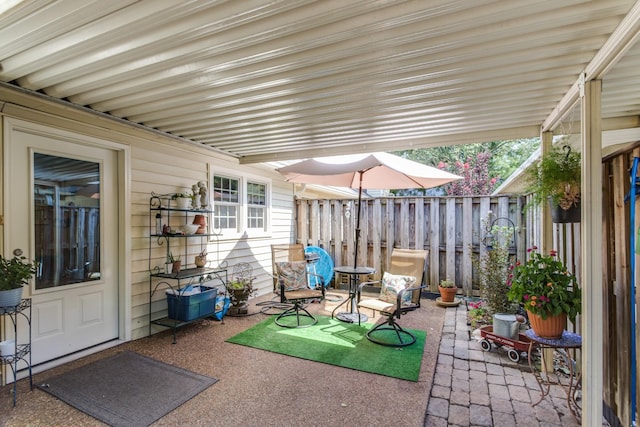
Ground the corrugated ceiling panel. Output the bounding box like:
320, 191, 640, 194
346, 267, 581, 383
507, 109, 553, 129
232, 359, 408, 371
0, 0, 639, 162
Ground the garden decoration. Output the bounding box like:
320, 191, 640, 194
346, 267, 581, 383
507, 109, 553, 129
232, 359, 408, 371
507, 247, 581, 339
475, 213, 518, 316
480, 214, 521, 338
226, 262, 256, 316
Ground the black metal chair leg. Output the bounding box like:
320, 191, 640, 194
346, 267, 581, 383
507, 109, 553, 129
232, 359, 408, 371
275, 303, 318, 328
365, 318, 417, 347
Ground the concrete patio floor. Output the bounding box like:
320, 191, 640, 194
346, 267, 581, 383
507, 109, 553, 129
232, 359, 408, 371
0, 292, 598, 426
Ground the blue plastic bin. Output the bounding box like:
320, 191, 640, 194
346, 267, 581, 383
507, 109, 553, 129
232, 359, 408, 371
166, 286, 217, 321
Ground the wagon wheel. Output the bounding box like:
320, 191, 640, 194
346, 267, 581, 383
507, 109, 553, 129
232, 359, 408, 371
480, 339, 491, 351
507, 349, 520, 363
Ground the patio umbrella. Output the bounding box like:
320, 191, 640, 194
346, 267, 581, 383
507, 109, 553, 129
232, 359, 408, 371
277, 152, 463, 268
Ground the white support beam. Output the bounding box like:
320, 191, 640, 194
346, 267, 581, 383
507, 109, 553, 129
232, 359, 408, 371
540, 131, 553, 256
581, 79, 603, 427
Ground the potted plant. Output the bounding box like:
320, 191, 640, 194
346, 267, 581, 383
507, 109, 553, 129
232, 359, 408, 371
225, 276, 256, 315
507, 246, 581, 338
168, 252, 181, 274
194, 249, 207, 268
0, 255, 38, 308
438, 279, 458, 303
524, 144, 581, 223
171, 191, 195, 210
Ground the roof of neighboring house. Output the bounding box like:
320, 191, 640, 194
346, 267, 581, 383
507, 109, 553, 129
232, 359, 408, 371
494, 129, 640, 195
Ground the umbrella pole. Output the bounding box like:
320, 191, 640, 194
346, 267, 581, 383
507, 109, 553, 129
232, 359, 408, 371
353, 171, 364, 269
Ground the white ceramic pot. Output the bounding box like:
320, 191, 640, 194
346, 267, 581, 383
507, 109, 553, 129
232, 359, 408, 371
175, 197, 191, 209
0, 287, 23, 309
0, 339, 15, 356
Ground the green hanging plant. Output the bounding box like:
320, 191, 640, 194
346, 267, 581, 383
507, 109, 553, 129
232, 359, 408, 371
525, 144, 581, 211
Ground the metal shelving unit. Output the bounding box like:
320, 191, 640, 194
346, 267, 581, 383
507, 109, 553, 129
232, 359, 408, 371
148, 195, 228, 343
0, 299, 32, 407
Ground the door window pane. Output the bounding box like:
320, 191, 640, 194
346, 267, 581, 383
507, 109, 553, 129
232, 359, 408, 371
34, 153, 101, 289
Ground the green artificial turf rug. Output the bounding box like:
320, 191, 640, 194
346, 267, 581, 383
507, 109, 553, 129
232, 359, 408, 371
226, 315, 426, 381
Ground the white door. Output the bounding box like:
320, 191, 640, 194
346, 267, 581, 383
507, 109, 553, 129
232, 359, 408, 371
6, 123, 119, 365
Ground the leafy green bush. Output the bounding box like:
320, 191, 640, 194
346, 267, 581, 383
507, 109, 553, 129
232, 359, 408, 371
473, 216, 518, 315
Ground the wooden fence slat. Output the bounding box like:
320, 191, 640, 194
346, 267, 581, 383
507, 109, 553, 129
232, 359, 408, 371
415, 198, 425, 251
386, 199, 395, 271
400, 199, 410, 248
462, 198, 473, 295
429, 198, 440, 289
445, 198, 456, 282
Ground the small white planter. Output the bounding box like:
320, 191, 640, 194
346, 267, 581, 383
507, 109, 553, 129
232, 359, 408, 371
0, 339, 15, 357
164, 262, 173, 275
175, 197, 191, 209
0, 287, 23, 309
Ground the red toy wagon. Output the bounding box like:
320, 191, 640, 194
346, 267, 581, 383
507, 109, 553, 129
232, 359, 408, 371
479, 325, 533, 363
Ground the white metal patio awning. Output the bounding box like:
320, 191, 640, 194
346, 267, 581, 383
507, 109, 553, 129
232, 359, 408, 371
1, 0, 640, 164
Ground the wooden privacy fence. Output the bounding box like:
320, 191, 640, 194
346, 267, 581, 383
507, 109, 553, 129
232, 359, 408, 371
294, 195, 527, 294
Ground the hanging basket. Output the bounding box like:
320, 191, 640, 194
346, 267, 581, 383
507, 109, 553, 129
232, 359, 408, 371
527, 311, 567, 339
549, 200, 581, 223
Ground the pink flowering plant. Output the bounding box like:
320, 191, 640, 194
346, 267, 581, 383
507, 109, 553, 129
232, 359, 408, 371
506, 247, 581, 320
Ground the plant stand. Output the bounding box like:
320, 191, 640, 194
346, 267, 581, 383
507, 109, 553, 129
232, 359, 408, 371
0, 299, 32, 407
225, 263, 254, 316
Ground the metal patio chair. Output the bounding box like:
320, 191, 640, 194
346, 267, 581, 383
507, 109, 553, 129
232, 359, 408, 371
356, 249, 428, 347
274, 260, 325, 328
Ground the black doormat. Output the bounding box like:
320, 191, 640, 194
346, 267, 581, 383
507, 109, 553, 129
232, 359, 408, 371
37, 351, 217, 427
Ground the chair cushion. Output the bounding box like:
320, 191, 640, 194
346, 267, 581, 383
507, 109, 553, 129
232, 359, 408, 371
378, 272, 416, 306
358, 298, 395, 315
276, 261, 308, 291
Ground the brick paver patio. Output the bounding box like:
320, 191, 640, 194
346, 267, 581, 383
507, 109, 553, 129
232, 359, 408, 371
423, 303, 597, 427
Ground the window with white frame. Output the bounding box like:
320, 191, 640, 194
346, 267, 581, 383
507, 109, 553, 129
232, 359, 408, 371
212, 172, 270, 235
213, 175, 239, 231
247, 181, 266, 229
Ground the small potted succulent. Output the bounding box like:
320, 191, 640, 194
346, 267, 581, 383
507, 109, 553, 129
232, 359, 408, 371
438, 279, 458, 303
194, 249, 207, 268
168, 252, 181, 274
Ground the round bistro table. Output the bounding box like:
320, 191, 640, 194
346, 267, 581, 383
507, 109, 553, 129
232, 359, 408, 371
331, 266, 375, 323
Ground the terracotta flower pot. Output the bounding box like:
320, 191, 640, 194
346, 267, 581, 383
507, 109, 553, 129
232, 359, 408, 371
171, 260, 182, 274
527, 311, 567, 339
193, 214, 206, 234
438, 285, 457, 303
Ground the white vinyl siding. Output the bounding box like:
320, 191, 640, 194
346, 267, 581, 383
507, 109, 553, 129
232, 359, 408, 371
0, 92, 297, 345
